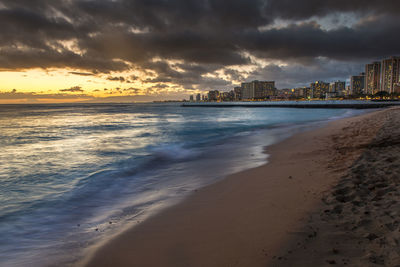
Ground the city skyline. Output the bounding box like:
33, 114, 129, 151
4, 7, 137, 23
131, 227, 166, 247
187, 55, 400, 102
0, 1, 400, 103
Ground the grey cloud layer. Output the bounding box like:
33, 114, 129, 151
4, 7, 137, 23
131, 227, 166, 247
0, 0, 399, 89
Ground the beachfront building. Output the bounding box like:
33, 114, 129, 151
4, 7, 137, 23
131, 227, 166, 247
329, 83, 335, 94
351, 73, 365, 95
233, 86, 242, 101
276, 88, 292, 100
329, 81, 346, 97
381, 56, 400, 94
292, 88, 302, 98
220, 92, 229, 101
241, 80, 276, 100
334, 81, 346, 96
228, 90, 235, 101
195, 93, 201, 102
310, 81, 329, 99
219, 91, 235, 101
303, 87, 312, 99
292, 87, 308, 98
345, 85, 352, 96
189, 95, 194, 101
207, 90, 219, 101
365, 61, 381, 95
395, 84, 400, 94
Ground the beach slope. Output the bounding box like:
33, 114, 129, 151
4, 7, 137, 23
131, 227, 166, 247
278, 107, 400, 266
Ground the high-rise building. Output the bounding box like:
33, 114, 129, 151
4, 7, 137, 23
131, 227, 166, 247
381, 56, 400, 94
334, 81, 346, 96
292, 87, 307, 98
219, 91, 234, 101
351, 73, 365, 95
241, 83, 252, 99
228, 90, 235, 101
233, 86, 242, 101
241, 80, 276, 100
310, 81, 329, 99
195, 93, 201, 102
303, 87, 312, 99
365, 61, 381, 95
207, 90, 219, 101
189, 95, 194, 101
345, 85, 351, 96
329, 83, 335, 93
329, 81, 346, 96
394, 84, 400, 94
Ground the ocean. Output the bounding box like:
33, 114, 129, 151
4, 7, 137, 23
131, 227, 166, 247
0, 103, 368, 266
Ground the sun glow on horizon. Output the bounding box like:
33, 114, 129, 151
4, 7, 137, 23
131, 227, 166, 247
0, 68, 142, 94
0, 68, 196, 104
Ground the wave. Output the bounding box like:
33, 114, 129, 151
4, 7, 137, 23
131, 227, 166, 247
149, 143, 201, 161
327, 108, 372, 121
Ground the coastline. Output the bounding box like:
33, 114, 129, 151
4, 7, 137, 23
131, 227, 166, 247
182, 100, 400, 109
82, 107, 396, 267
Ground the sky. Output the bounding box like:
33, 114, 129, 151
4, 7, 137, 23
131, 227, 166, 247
0, 0, 399, 103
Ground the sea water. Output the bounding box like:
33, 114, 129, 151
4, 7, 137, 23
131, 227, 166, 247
0, 103, 367, 266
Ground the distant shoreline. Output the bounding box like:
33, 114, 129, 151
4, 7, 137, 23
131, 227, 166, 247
183, 100, 400, 109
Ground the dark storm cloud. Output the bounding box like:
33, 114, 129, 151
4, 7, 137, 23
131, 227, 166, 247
240, 17, 400, 61
0, 46, 129, 72
264, 0, 400, 20
76, 0, 271, 32
142, 60, 230, 89
0, 0, 400, 89
0, 8, 73, 36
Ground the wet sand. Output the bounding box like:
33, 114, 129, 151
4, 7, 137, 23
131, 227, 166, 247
82, 107, 399, 267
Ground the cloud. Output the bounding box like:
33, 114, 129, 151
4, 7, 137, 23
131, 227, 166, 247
0, 88, 177, 103
0, 0, 399, 91
107, 76, 125, 82
59, 86, 84, 92
263, 0, 400, 20
0, 90, 94, 103
239, 17, 400, 61
69, 71, 94, 76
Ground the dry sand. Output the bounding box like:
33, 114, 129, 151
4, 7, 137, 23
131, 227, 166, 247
82, 107, 400, 267
278, 107, 400, 266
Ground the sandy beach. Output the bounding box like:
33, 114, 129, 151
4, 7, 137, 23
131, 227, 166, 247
82, 107, 400, 267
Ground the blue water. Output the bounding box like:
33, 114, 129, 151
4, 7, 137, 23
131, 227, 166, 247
0, 103, 368, 266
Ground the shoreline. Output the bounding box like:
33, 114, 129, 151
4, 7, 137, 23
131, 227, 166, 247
182, 101, 400, 109
82, 108, 395, 267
